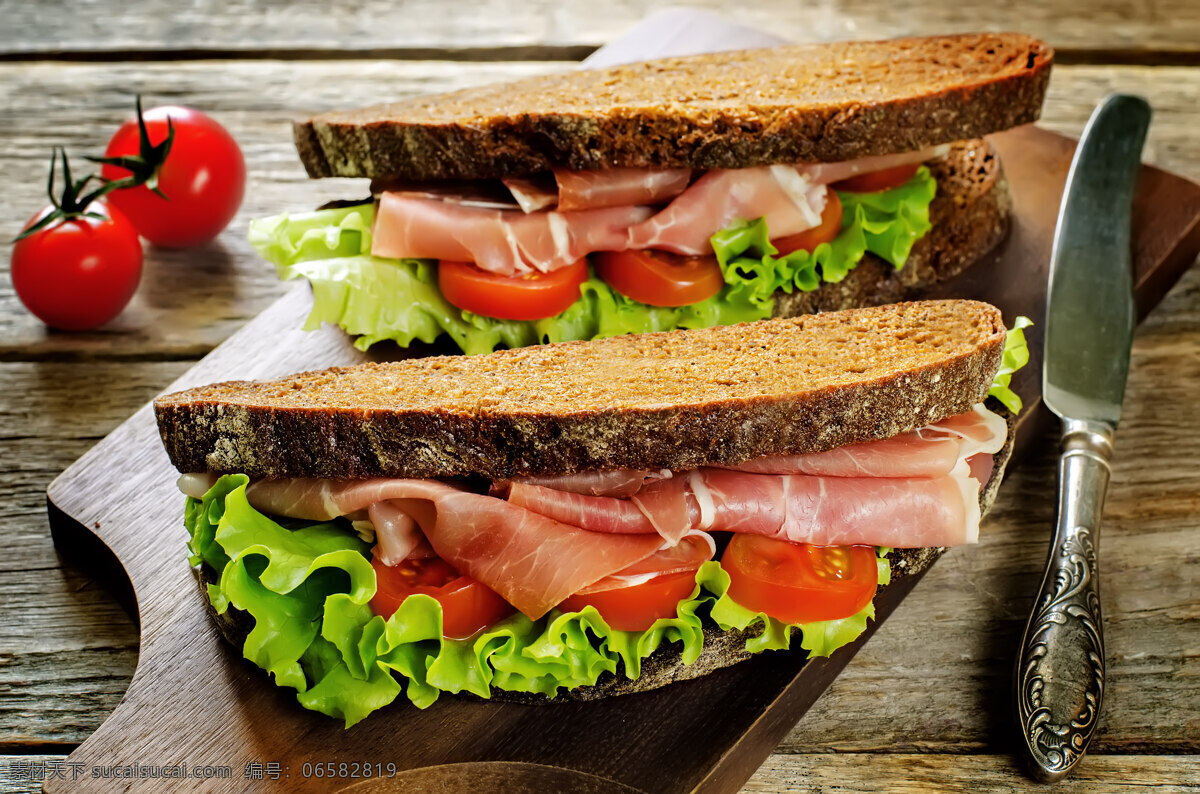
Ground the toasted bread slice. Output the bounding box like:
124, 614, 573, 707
155, 300, 1006, 480
295, 33, 1052, 180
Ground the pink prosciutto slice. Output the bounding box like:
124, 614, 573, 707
507, 482, 658, 535
555, 168, 692, 211
504, 168, 692, 213
367, 500, 425, 565
724, 403, 1007, 478
499, 468, 672, 498
372, 192, 653, 275
797, 144, 950, 186
627, 165, 828, 254
574, 532, 715, 595
630, 467, 980, 547
229, 477, 663, 620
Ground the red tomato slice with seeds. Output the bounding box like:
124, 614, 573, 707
594, 249, 724, 307
722, 535, 878, 624
438, 259, 587, 320
371, 555, 514, 639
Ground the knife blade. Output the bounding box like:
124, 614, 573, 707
1014, 92, 1151, 782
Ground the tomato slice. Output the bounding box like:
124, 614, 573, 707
370, 555, 514, 639
721, 535, 877, 624
438, 259, 587, 321
771, 192, 844, 256
594, 250, 724, 307
560, 570, 699, 632
830, 163, 920, 193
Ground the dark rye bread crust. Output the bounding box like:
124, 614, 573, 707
196, 400, 1017, 704
155, 301, 1006, 481
774, 139, 1010, 317
294, 33, 1052, 180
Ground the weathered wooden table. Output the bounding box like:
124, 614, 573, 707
1, 2, 1197, 791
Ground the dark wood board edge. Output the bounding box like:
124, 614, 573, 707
693, 550, 942, 793
42, 126, 1200, 793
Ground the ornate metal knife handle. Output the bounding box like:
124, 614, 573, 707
1014, 418, 1111, 781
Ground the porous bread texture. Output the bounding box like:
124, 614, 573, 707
294, 33, 1052, 180
154, 300, 1006, 480
774, 139, 1010, 318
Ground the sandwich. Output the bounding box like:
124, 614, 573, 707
249, 34, 1052, 355
154, 300, 1031, 725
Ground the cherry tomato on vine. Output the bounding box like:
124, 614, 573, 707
12, 148, 143, 331
99, 103, 245, 248
370, 555, 514, 639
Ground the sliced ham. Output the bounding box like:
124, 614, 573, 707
623, 467, 978, 547
500, 468, 672, 498
502, 175, 559, 213
631, 470, 705, 542
797, 144, 950, 186
230, 477, 663, 620
573, 532, 715, 595
712, 468, 978, 547
371, 192, 653, 275
723, 404, 1007, 479
503, 169, 692, 213
367, 501, 424, 566
507, 482, 658, 535
505, 406, 1003, 548
627, 165, 828, 254
373, 148, 948, 269
555, 168, 692, 211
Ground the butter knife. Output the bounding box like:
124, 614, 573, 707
1014, 93, 1151, 782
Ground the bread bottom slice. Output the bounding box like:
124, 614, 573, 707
773, 139, 1010, 318
195, 401, 1015, 705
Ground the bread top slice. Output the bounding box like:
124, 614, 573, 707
295, 33, 1052, 180
155, 300, 1006, 480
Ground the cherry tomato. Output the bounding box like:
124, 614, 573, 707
594, 249, 724, 307
100, 105, 245, 248
771, 192, 843, 256
370, 555, 514, 639
560, 570, 698, 632
831, 163, 920, 193
11, 201, 143, 330
438, 259, 587, 320
722, 535, 877, 624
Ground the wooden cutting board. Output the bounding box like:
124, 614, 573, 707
45, 125, 1200, 793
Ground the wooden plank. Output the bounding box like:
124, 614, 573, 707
1, 0, 1199, 58
2, 753, 1197, 793
0, 362, 184, 745
742, 753, 1200, 791
0, 757, 62, 794
1, 61, 1199, 360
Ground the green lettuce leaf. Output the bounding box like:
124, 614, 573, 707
248, 169, 936, 355
186, 481, 892, 726
988, 316, 1034, 413
710, 166, 936, 294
